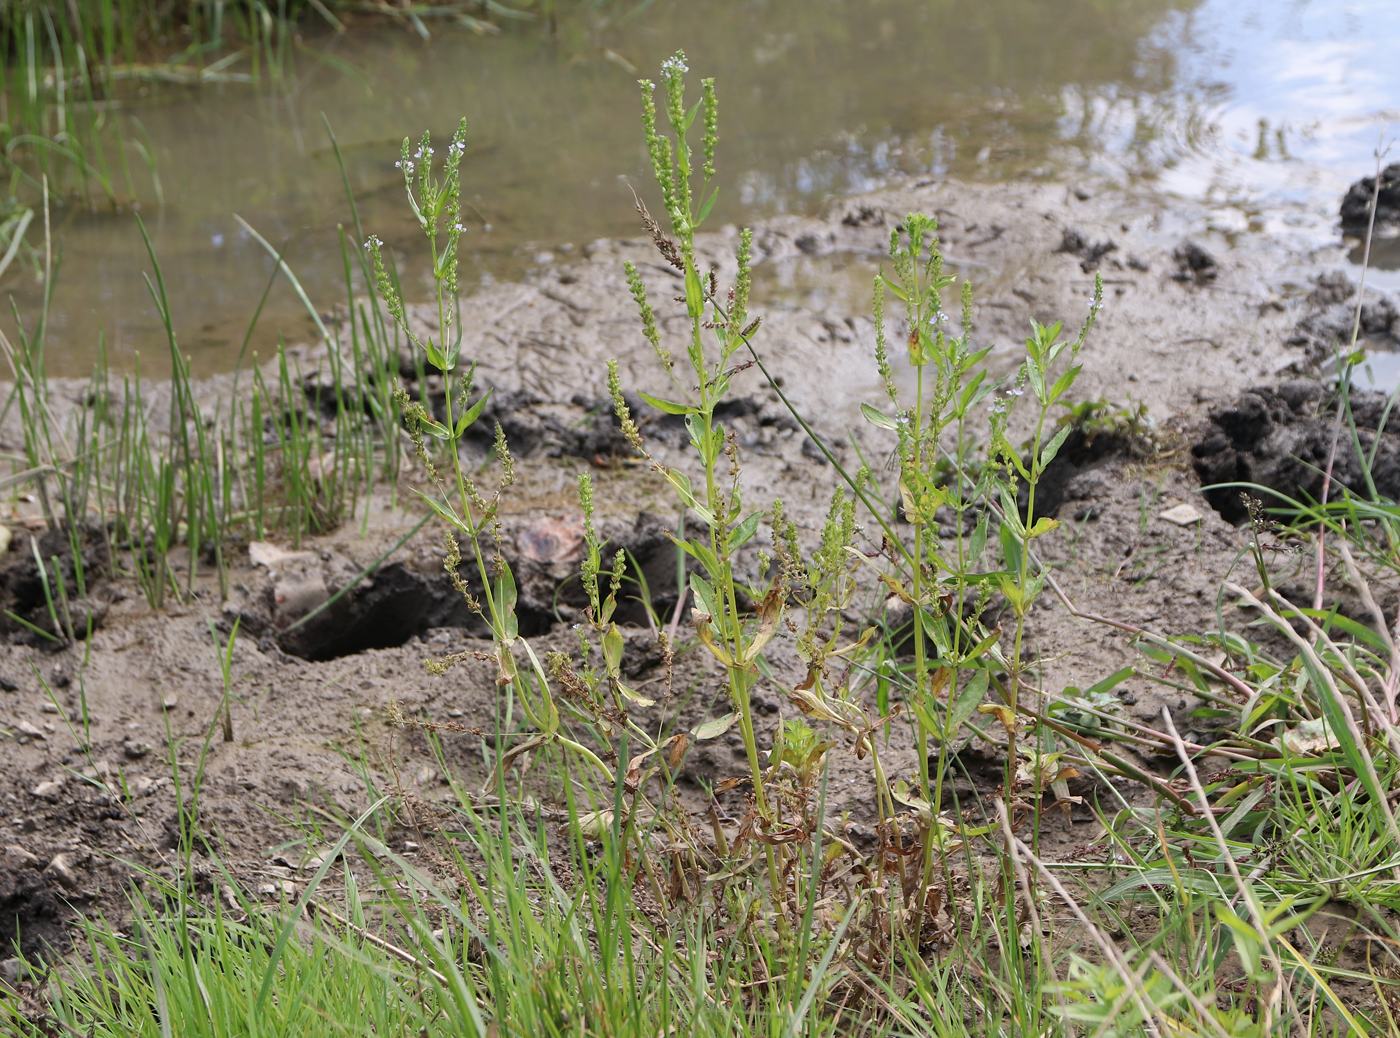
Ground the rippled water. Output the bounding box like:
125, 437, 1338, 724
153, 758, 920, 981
3, 0, 1397, 374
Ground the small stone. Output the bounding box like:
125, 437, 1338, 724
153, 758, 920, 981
0, 957, 21, 985
0, 675, 18, 692
79, 761, 112, 781
5, 845, 39, 867
249, 541, 316, 570
122, 739, 152, 760
31, 779, 63, 800
515, 517, 583, 564
161, 694, 179, 711
1158, 503, 1204, 527
40, 702, 59, 714
16, 720, 44, 740
44, 853, 78, 888
402, 841, 420, 852
273, 573, 329, 621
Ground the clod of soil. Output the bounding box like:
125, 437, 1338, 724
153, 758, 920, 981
1056, 228, 1117, 273
1287, 273, 1400, 360
239, 509, 680, 661
1340, 162, 1400, 232
1029, 414, 1153, 521
0, 525, 110, 646
453, 386, 630, 459
0, 845, 69, 961
1172, 240, 1219, 284
1191, 380, 1400, 522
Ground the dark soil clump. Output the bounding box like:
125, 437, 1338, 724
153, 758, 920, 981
1172, 240, 1219, 284
0, 525, 111, 646
1340, 162, 1400, 232
0, 845, 68, 962
1191, 380, 1400, 522
1057, 228, 1117, 273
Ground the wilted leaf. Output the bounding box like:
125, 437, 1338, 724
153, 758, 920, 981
1280, 716, 1339, 755
693, 610, 734, 666
978, 702, 1017, 732
692, 712, 739, 740
879, 574, 916, 605
613, 679, 656, 707
666, 733, 690, 769
740, 586, 784, 664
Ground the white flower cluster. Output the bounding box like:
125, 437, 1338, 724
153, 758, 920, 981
660, 54, 688, 77
363, 234, 382, 251
448, 140, 466, 160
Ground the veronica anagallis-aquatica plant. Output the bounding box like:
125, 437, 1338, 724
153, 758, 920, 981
362, 119, 612, 786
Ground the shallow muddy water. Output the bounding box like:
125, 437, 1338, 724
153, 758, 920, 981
3, 0, 1398, 375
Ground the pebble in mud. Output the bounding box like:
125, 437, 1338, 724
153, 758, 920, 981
30, 780, 64, 801
43, 853, 79, 890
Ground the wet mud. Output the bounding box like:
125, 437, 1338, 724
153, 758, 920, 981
1, 170, 1394, 967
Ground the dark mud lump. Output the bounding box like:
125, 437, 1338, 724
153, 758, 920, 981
1192, 380, 1400, 522
1340, 162, 1400, 232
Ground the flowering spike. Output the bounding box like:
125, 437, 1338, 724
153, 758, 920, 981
624, 261, 669, 372
702, 78, 718, 180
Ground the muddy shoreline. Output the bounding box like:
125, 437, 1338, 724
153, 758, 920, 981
1, 171, 1393, 969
